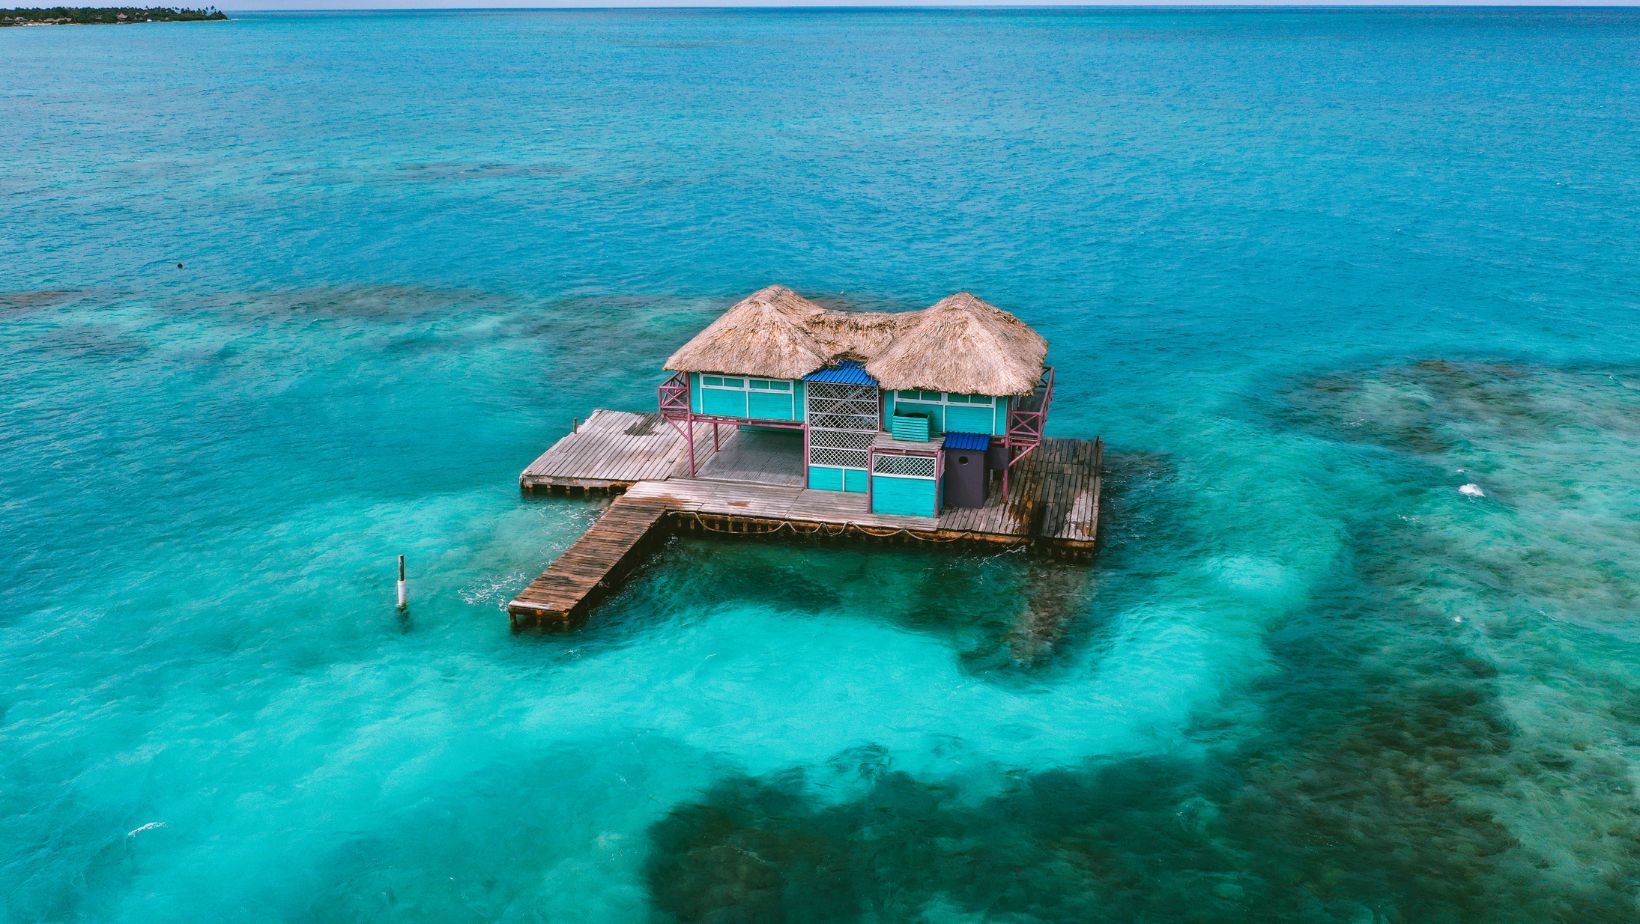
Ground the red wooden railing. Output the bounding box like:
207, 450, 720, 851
658, 371, 691, 420
1002, 366, 1055, 495
657, 371, 697, 475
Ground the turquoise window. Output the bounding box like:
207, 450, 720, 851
702, 389, 749, 417
945, 405, 993, 434
747, 390, 794, 420
697, 373, 797, 421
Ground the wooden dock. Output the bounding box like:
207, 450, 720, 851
508, 410, 1103, 629
520, 409, 706, 493
507, 494, 673, 629
622, 438, 1101, 551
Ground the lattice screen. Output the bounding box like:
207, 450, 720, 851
872, 453, 938, 479
806, 381, 878, 473
811, 429, 874, 450
809, 411, 879, 431
810, 446, 869, 469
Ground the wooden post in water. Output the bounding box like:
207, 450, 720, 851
396, 555, 407, 611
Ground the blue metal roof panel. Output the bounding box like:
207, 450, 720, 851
802, 361, 878, 386
943, 431, 992, 451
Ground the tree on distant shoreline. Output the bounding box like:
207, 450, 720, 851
0, 7, 229, 27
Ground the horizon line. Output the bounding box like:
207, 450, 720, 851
207, 3, 1640, 11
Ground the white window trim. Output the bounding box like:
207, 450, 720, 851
702, 375, 793, 392
894, 390, 995, 408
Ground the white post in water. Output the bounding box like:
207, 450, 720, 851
396, 555, 407, 610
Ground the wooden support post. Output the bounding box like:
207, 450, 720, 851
396, 555, 407, 611
686, 418, 697, 477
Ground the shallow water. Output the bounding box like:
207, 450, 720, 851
3, 9, 1638, 923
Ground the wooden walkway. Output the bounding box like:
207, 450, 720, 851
507, 494, 673, 629
521, 410, 705, 493
509, 409, 1104, 629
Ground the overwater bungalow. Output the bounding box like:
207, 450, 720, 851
657, 285, 1054, 517
509, 286, 1101, 629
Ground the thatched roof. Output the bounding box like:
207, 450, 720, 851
662, 285, 831, 380
865, 293, 1047, 396
664, 287, 1048, 396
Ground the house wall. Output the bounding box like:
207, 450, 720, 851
689, 373, 804, 422
883, 390, 1009, 437
808, 466, 868, 493
685, 379, 1010, 436
678, 375, 1008, 508
870, 473, 939, 517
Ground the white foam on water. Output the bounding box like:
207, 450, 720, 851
1459, 483, 1485, 497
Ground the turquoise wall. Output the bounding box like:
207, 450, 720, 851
946, 404, 995, 435
808, 465, 867, 493
748, 390, 793, 420
846, 468, 866, 492
871, 473, 939, 517
701, 386, 746, 417
883, 391, 1007, 437
809, 465, 841, 491
688, 373, 803, 422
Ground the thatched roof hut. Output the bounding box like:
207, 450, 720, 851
664, 287, 1047, 396
865, 293, 1047, 396
661, 285, 831, 380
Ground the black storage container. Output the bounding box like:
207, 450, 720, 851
943, 434, 990, 508
985, 439, 1010, 472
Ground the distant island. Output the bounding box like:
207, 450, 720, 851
0, 6, 227, 26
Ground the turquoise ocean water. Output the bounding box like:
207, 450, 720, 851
3, 8, 1638, 922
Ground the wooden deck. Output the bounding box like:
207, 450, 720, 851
625, 436, 1101, 551
508, 410, 1103, 629
506, 494, 672, 629
520, 409, 708, 492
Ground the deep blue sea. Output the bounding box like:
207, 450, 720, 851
3, 8, 1639, 922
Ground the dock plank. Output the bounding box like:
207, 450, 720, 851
521, 410, 696, 491
506, 495, 674, 629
